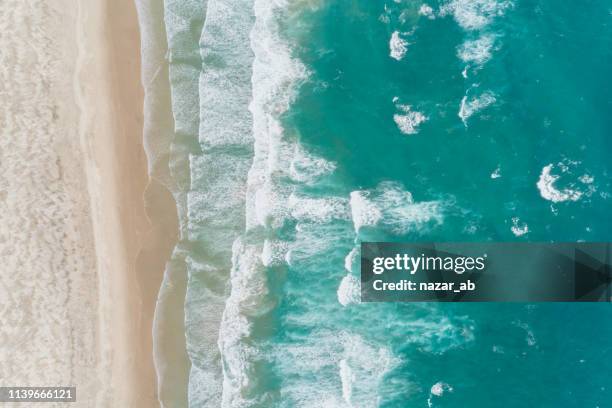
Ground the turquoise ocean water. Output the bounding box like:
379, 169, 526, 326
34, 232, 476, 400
136, 0, 612, 406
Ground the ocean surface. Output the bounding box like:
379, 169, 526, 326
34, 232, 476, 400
137, 0, 612, 406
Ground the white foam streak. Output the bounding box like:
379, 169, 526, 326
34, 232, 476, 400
419, 4, 436, 19
536, 164, 583, 203
219, 239, 273, 407
289, 194, 351, 223
458, 34, 495, 65
458, 91, 496, 126
344, 247, 359, 272
393, 103, 427, 135
427, 382, 453, 407
339, 334, 395, 405
276, 332, 395, 407
290, 145, 336, 185
244, 0, 308, 231
198, 0, 255, 149
219, 0, 311, 404
350, 190, 383, 233
337, 274, 361, 306
440, 0, 513, 31
511, 217, 529, 236
261, 239, 288, 267
431, 382, 453, 397
350, 182, 443, 235
339, 359, 354, 406
389, 31, 408, 61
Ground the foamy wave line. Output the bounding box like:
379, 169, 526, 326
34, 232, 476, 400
219, 239, 274, 407
289, 194, 351, 224
337, 247, 360, 306
338, 333, 395, 407
337, 274, 360, 307
341, 182, 444, 307
243, 0, 310, 232
273, 331, 396, 407
218, 0, 310, 405
350, 181, 444, 235
163, 0, 263, 404
136, 0, 222, 406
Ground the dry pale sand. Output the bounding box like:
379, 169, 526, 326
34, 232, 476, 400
0, 0, 176, 406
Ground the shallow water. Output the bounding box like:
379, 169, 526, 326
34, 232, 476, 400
139, 0, 612, 406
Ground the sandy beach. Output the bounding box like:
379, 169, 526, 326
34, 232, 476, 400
0, 0, 174, 406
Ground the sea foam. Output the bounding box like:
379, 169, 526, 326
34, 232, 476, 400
289, 145, 336, 185
261, 239, 289, 267
289, 194, 351, 224
427, 382, 453, 407
219, 239, 275, 407
458, 91, 496, 126
337, 274, 361, 306
458, 34, 495, 65
536, 163, 584, 203
273, 331, 395, 407
243, 0, 308, 231
419, 4, 436, 19
401, 313, 475, 354
511, 217, 529, 236
350, 182, 443, 235
180, 1, 261, 402
393, 102, 427, 135
389, 31, 408, 61
344, 247, 359, 273
440, 0, 513, 31
218, 0, 312, 405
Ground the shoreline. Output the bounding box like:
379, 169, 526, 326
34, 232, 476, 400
76, 0, 177, 405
